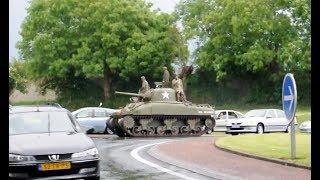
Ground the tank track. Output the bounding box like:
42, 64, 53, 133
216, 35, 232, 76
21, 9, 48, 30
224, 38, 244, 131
109, 115, 215, 137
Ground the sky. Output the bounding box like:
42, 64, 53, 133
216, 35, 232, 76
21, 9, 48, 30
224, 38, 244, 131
9, 0, 196, 62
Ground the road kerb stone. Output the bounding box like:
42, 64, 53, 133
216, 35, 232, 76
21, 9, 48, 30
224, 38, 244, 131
214, 140, 311, 170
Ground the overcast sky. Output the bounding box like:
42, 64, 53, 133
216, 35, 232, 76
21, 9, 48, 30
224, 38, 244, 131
9, 0, 186, 62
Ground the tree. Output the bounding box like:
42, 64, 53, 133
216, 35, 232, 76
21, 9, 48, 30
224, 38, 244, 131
18, 0, 185, 100
9, 59, 28, 95
175, 0, 310, 81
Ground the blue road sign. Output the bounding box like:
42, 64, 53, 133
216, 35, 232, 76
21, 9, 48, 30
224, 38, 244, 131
282, 73, 297, 121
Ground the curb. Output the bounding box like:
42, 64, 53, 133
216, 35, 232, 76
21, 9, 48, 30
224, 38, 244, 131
214, 140, 311, 170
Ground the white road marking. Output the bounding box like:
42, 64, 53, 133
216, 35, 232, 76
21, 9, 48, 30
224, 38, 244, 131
284, 85, 294, 111
130, 142, 198, 180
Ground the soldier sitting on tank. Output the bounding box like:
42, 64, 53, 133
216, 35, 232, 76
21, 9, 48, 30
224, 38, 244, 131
138, 76, 150, 102
172, 74, 186, 102
162, 66, 170, 88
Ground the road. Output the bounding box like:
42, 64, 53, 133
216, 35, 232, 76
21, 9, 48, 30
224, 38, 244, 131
90, 134, 310, 180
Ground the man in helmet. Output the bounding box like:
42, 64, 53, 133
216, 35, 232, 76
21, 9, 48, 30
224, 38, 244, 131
162, 66, 170, 88
139, 76, 150, 94
172, 74, 186, 102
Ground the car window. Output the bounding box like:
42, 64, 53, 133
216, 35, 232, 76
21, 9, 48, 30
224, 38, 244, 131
228, 111, 237, 119
235, 112, 243, 118
245, 110, 267, 117
94, 109, 107, 117
218, 112, 227, 119
266, 110, 276, 118
77, 109, 92, 118
9, 111, 77, 135
276, 109, 285, 118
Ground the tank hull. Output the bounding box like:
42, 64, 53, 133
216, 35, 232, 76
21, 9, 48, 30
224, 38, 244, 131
108, 102, 216, 137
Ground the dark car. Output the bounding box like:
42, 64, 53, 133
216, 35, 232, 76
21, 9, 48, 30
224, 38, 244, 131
9, 105, 100, 179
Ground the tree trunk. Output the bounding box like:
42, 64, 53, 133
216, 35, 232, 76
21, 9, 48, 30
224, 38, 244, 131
103, 60, 112, 100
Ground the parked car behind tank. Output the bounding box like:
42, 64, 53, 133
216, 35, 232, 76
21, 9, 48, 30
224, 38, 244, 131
72, 107, 117, 134
226, 109, 292, 135
206, 110, 244, 133
299, 120, 311, 133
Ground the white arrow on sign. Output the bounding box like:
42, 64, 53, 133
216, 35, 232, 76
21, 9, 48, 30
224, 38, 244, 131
283, 85, 294, 111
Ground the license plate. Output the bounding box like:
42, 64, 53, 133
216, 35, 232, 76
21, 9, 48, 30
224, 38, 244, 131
232, 125, 240, 128
39, 162, 71, 171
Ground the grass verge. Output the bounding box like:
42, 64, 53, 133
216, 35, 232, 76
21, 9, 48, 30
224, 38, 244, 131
216, 133, 311, 167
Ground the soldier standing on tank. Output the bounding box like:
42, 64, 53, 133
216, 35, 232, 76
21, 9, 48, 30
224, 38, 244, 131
162, 66, 170, 88
139, 76, 150, 94
172, 75, 186, 102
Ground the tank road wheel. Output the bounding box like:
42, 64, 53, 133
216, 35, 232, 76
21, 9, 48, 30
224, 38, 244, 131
147, 127, 156, 136
171, 126, 179, 135
157, 126, 165, 136
132, 126, 142, 136
205, 118, 215, 129
180, 126, 190, 135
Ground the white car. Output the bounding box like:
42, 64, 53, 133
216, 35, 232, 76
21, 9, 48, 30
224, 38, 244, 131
299, 120, 311, 133
72, 107, 117, 134
214, 110, 244, 132
226, 109, 292, 135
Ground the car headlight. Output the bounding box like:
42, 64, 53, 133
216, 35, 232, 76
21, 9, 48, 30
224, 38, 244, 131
9, 154, 36, 162
72, 148, 99, 158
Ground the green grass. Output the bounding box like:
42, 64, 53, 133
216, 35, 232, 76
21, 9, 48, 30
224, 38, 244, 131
216, 133, 311, 167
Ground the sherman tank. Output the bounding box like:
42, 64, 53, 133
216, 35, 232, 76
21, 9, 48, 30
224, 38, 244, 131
107, 86, 216, 137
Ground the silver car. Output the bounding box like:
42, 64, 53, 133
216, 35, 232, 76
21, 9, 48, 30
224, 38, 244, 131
299, 120, 311, 133
226, 109, 292, 135
214, 110, 244, 132
72, 107, 117, 134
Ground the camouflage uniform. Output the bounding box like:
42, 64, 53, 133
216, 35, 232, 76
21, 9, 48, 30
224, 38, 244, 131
139, 76, 150, 94
172, 76, 186, 102
162, 66, 170, 88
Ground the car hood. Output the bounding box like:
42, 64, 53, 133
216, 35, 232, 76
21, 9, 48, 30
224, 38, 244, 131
9, 132, 95, 155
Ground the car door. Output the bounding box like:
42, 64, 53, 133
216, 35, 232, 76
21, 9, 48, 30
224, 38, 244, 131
227, 111, 238, 126
92, 109, 109, 133
215, 111, 227, 131
264, 109, 278, 132
75, 109, 94, 129
275, 109, 289, 131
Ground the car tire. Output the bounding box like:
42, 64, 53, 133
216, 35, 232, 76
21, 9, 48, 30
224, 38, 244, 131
231, 132, 238, 135
285, 126, 291, 133
256, 123, 264, 134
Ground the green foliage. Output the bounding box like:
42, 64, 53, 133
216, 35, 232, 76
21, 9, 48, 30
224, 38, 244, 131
9, 59, 28, 95
18, 0, 187, 100
175, 0, 310, 103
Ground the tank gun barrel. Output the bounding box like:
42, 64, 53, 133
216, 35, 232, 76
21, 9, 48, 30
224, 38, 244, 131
115, 91, 144, 97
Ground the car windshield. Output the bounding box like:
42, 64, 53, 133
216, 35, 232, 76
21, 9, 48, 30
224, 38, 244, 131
9, 111, 77, 135
245, 110, 267, 117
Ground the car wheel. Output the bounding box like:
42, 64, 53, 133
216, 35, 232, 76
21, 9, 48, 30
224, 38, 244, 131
105, 127, 113, 134
285, 126, 291, 133
256, 124, 264, 134
231, 132, 238, 135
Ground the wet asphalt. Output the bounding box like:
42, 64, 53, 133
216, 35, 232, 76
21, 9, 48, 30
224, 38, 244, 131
90, 134, 218, 180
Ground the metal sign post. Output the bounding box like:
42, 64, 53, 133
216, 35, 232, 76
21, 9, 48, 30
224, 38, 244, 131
282, 73, 297, 160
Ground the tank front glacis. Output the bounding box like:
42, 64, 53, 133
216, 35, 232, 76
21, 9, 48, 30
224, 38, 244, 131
108, 87, 216, 137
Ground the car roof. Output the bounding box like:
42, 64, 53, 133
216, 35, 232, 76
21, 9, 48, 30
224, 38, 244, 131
72, 107, 116, 113
9, 105, 69, 114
